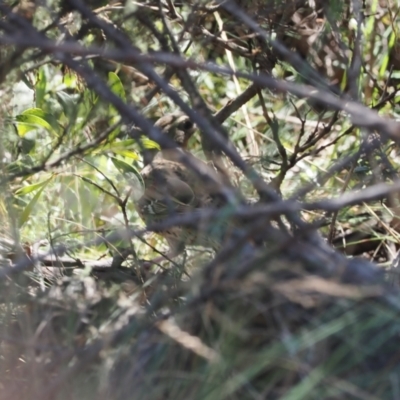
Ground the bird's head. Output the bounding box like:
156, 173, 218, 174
155, 113, 196, 149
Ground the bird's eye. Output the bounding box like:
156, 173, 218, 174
180, 120, 194, 131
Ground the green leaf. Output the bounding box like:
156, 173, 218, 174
15, 108, 60, 136
35, 68, 46, 109
379, 31, 396, 78
14, 121, 38, 137
63, 72, 79, 89
363, 0, 377, 37
17, 176, 53, 227
106, 138, 136, 149
15, 176, 54, 195
15, 112, 54, 137
20, 137, 36, 154
23, 108, 59, 130
95, 140, 139, 159
111, 156, 139, 174
5, 160, 31, 175
57, 91, 79, 121
106, 123, 122, 142
108, 72, 126, 102
111, 149, 139, 160
110, 156, 143, 187
140, 136, 161, 150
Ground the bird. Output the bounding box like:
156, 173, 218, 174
136, 113, 232, 261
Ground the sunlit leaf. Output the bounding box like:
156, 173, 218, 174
140, 136, 160, 150
16, 108, 60, 136
105, 139, 136, 149
108, 72, 126, 102
106, 124, 122, 142
15, 176, 54, 195
63, 72, 79, 89
111, 149, 139, 160
15, 113, 53, 136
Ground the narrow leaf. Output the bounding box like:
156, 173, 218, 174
18, 178, 52, 227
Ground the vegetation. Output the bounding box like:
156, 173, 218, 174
1, 0, 400, 399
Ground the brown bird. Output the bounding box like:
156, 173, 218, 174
136, 113, 231, 261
